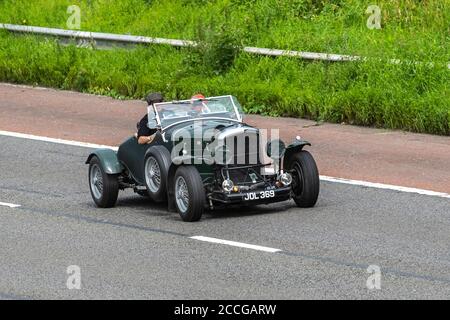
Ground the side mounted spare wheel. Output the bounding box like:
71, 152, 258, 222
144, 146, 171, 202
89, 156, 119, 208
173, 166, 205, 222
287, 150, 320, 208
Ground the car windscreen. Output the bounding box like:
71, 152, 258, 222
153, 96, 243, 129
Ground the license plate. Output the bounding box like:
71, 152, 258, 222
243, 190, 275, 201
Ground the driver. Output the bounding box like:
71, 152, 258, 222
137, 92, 164, 145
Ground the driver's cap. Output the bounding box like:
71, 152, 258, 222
146, 92, 164, 105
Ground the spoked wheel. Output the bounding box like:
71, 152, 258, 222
175, 176, 189, 213
145, 156, 161, 192
89, 156, 119, 208
288, 150, 320, 208
144, 149, 169, 202
174, 166, 205, 222
90, 164, 103, 199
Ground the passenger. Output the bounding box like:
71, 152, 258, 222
191, 93, 210, 113
137, 92, 164, 145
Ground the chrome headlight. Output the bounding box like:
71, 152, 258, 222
266, 139, 286, 160
280, 173, 293, 186
222, 179, 234, 192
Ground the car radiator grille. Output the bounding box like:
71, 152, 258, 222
224, 134, 260, 166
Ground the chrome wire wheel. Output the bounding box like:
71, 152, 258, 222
145, 156, 161, 193
90, 164, 103, 200
175, 176, 189, 213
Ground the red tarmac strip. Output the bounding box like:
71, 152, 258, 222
1, 83, 449, 193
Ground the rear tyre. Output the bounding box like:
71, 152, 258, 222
173, 166, 205, 222
144, 148, 170, 202
287, 151, 320, 208
89, 156, 119, 208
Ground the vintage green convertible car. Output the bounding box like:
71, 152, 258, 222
86, 95, 319, 222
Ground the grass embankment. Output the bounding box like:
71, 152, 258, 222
0, 0, 448, 134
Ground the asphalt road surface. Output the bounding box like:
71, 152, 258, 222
0, 135, 449, 299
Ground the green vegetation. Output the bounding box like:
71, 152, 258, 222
0, 0, 448, 134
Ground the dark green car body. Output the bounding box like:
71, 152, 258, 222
86, 95, 319, 221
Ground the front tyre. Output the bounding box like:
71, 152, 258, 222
174, 166, 205, 222
89, 156, 119, 208
288, 150, 320, 208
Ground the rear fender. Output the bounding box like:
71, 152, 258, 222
86, 149, 123, 174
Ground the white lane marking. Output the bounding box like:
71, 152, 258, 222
190, 236, 282, 253
0, 202, 21, 208
320, 175, 450, 199
0, 130, 118, 151
1, 130, 449, 199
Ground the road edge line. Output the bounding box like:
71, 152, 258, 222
320, 175, 450, 199
0, 130, 118, 150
